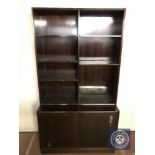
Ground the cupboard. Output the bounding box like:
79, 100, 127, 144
32, 8, 125, 153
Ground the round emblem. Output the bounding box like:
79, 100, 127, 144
110, 130, 129, 149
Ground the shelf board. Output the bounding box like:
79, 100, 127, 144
79, 35, 122, 38
41, 95, 77, 103
36, 34, 121, 38
79, 57, 119, 66
36, 34, 78, 38
38, 55, 78, 63
79, 57, 113, 61
79, 86, 109, 94
79, 94, 114, 103
79, 60, 119, 66
40, 79, 78, 82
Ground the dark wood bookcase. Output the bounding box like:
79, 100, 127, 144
32, 8, 125, 153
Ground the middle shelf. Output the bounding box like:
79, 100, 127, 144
38, 55, 119, 65
38, 55, 78, 63
79, 57, 119, 65
38, 62, 78, 82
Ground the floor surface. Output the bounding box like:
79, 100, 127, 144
19, 132, 135, 155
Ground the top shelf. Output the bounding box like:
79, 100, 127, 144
36, 34, 121, 38
38, 55, 78, 63
36, 35, 78, 38
33, 10, 124, 37
79, 35, 122, 38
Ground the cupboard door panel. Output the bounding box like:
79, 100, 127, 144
38, 111, 76, 149
37, 112, 51, 149
77, 111, 119, 147
38, 107, 119, 150
50, 114, 76, 148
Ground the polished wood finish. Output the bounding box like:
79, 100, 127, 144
32, 8, 125, 153
36, 37, 77, 56
79, 37, 121, 63
33, 9, 78, 36
37, 107, 119, 152
38, 55, 78, 63
77, 112, 119, 147
39, 81, 78, 104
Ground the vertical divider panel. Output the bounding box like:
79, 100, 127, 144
43, 38, 48, 97
77, 9, 80, 103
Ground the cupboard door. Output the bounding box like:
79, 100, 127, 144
37, 112, 51, 149
50, 113, 76, 148
38, 112, 76, 149
77, 112, 119, 148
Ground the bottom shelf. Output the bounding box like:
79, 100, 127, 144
79, 94, 114, 103
39, 104, 116, 111
41, 94, 114, 104
41, 95, 77, 104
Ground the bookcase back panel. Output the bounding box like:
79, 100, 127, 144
34, 10, 78, 36
79, 37, 121, 63
39, 69, 77, 81
38, 63, 78, 81
79, 66, 118, 86
36, 37, 77, 56
79, 66, 118, 103
79, 94, 115, 103
79, 10, 124, 35
38, 62, 77, 69
39, 81, 78, 104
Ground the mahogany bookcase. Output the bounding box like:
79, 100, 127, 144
32, 8, 125, 153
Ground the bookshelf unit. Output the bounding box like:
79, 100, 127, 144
32, 8, 125, 153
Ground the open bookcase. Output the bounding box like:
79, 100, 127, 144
33, 8, 125, 153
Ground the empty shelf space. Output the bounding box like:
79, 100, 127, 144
79, 94, 114, 103
79, 37, 121, 61
79, 86, 109, 94
38, 55, 78, 63
33, 10, 78, 36
36, 36, 78, 56
41, 95, 77, 104
79, 12, 124, 35
40, 84, 77, 96
39, 70, 77, 81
